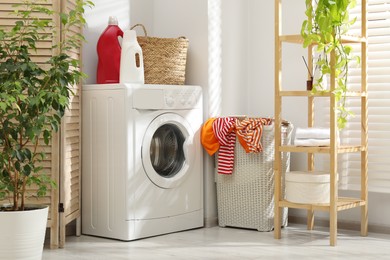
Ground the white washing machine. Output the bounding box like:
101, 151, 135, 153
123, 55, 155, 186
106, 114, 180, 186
81, 83, 203, 241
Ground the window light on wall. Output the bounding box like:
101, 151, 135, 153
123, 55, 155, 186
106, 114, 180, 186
345, 0, 390, 193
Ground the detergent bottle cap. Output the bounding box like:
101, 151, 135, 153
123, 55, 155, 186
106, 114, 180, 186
108, 16, 118, 26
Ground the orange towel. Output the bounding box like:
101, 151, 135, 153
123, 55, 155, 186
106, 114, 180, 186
200, 117, 220, 156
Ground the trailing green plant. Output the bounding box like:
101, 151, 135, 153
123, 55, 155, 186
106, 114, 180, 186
301, 0, 359, 129
0, 0, 93, 211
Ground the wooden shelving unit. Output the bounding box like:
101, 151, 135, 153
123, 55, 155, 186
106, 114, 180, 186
273, 0, 368, 246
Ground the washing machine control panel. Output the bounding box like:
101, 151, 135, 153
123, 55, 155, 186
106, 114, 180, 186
164, 87, 202, 109
132, 85, 202, 110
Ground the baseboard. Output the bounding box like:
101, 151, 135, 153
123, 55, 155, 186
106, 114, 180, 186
288, 215, 390, 234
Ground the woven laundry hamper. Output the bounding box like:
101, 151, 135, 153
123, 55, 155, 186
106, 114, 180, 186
215, 122, 293, 231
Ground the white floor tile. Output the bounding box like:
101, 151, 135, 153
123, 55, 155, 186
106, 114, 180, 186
42, 224, 390, 259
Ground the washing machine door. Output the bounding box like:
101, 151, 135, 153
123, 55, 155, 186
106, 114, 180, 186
141, 113, 195, 189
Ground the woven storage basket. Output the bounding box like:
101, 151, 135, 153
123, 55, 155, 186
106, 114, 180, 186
215, 122, 293, 231
130, 24, 189, 85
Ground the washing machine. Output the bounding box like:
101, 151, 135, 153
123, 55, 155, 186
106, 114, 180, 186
81, 83, 203, 241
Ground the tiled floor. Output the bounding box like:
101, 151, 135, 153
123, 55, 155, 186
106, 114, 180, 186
42, 224, 390, 260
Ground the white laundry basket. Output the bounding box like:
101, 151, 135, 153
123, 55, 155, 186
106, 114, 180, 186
215, 122, 292, 231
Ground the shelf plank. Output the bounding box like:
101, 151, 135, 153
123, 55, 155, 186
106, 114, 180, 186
280, 91, 367, 97
278, 197, 366, 212
341, 35, 367, 43
280, 34, 367, 44
279, 34, 303, 44
346, 91, 368, 97
279, 145, 363, 153
337, 197, 367, 211
280, 91, 329, 97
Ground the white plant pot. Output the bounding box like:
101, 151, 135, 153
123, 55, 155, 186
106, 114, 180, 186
0, 205, 48, 260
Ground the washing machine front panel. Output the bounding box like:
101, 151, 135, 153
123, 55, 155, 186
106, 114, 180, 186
82, 84, 203, 241
142, 113, 195, 189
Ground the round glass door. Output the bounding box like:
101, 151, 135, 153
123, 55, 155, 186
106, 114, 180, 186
142, 113, 194, 188
150, 124, 185, 177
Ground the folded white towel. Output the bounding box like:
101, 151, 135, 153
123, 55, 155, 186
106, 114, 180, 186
295, 127, 330, 139
294, 137, 340, 146
294, 138, 331, 146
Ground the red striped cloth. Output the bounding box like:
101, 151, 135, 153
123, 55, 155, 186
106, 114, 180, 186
235, 118, 272, 153
212, 117, 236, 175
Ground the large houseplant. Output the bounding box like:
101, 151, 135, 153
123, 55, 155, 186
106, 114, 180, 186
0, 0, 92, 258
301, 0, 359, 129
0, 0, 92, 211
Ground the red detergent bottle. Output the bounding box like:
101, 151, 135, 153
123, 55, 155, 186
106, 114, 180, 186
96, 16, 123, 84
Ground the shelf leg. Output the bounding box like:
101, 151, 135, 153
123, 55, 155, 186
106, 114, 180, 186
274, 204, 281, 239
307, 209, 314, 230
329, 207, 337, 246
274, 167, 282, 239
361, 205, 368, 236
329, 48, 338, 247
273, 168, 281, 239
361, 0, 369, 237
361, 147, 368, 237
329, 166, 338, 246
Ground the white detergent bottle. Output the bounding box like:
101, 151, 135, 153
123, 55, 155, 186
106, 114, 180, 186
119, 30, 144, 83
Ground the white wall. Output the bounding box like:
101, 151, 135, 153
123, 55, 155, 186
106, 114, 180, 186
247, 0, 308, 170
247, 0, 275, 118
130, 0, 208, 90
220, 0, 250, 116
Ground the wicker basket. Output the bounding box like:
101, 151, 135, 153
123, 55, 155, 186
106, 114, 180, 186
130, 24, 189, 85
215, 122, 293, 231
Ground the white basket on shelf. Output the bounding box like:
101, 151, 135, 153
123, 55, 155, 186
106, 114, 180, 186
215, 122, 293, 231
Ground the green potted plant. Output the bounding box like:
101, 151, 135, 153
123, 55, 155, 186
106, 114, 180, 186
0, 0, 92, 258
301, 0, 359, 129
